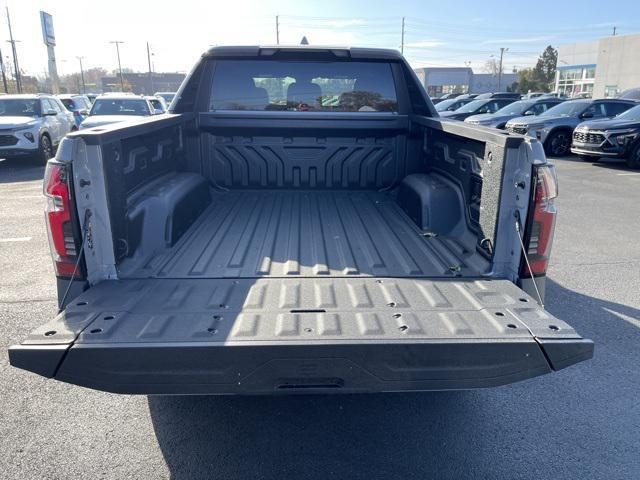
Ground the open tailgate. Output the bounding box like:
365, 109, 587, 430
9, 277, 593, 394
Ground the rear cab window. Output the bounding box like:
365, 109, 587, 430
209, 60, 398, 113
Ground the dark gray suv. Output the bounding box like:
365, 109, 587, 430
505, 99, 637, 156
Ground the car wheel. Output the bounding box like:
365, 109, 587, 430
545, 131, 571, 157
578, 155, 600, 162
626, 144, 640, 169
38, 134, 54, 163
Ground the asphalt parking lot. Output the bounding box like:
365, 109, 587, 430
1, 155, 639, 480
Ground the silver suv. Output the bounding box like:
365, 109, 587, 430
0, 94, 74, 162
505, 99, 636, 156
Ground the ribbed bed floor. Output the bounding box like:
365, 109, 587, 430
139, 190, 482, 278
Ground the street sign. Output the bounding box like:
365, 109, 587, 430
40, 11, 55, 46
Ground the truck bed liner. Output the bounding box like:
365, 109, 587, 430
137, 190, 485, 279
9, 277, 593, 394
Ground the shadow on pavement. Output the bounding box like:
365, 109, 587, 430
148, 278, 640, 480
0, 157, 46, 183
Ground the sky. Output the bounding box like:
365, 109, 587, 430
2, 0, 640, 78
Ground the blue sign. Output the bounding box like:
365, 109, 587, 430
40, 11, 55, 46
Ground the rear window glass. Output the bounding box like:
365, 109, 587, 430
210, 60, 398, 113
60, 98, 75, 110
90, 99, 151, 116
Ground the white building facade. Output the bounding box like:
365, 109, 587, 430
556, 33, 640, 98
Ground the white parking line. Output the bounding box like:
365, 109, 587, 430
0, 237, 32, 243
617, 172, 640, 176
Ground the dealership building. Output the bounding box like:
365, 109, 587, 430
556, 32, 640, 98
413, 67, 517, 97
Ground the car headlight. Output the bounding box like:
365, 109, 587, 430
526, 123, 547, 130
611, 130, 640, 146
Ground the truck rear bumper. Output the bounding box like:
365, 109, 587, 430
9, 277, 594, 394
9, 338, 593, 394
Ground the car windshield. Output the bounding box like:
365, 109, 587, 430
453, 99, 488, 113
435, 99, 467, 112
613, 104, 640, 121
494, 100, 533, 115
0, 99, 41, 117
540, 101, 587, 117
90, 99, 150, 116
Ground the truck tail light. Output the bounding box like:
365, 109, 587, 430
44, 161, 84, 279
520, 164, 557, 277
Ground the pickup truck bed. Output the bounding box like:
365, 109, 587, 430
136, 189, 484, 279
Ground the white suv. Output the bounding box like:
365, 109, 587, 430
0, 94, 74, 163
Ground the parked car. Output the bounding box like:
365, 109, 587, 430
434, 97, 475, 113
154, 91, 176, 107
439, 97, 517, 121
522, 92, 546, 99
465, 98, 564, 129
455, 93, 479, 100
57, 94, 92, 128
618, 88, 640, 100
145, 95, 167, 114
571, 103, 640, 168
9, 45, 592, 395
505, 99, 637, 156
431, 92, 463, 104
80, 94, 155, 129
0, 94, 74, 162
474, 92, 522, 100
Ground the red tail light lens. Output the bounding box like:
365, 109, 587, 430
44, 161, 83, 278
521, 164, 557, 277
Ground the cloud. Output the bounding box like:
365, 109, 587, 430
483, 36, 554, 44
404, 40, 445, 49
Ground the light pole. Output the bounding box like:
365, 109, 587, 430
5, 6, 21, 93
109, 40, 125, 91
76, 56, 86, 93
497, 47, 509, 91
146, 42, 154, 94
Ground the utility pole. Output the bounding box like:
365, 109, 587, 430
6, 7, 21, 93
146, 42, 154, 94
612, 26, 617, 36
276, 15, 280, 45
110, 40, 125, 91
0, 48, 7, 93
76, 56, 86, 94
497, 47, 508, 91
401, 17, 405, 55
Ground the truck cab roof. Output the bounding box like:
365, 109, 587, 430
203, 45, 404, 60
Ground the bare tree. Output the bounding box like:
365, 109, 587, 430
482, 58, 501, 76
